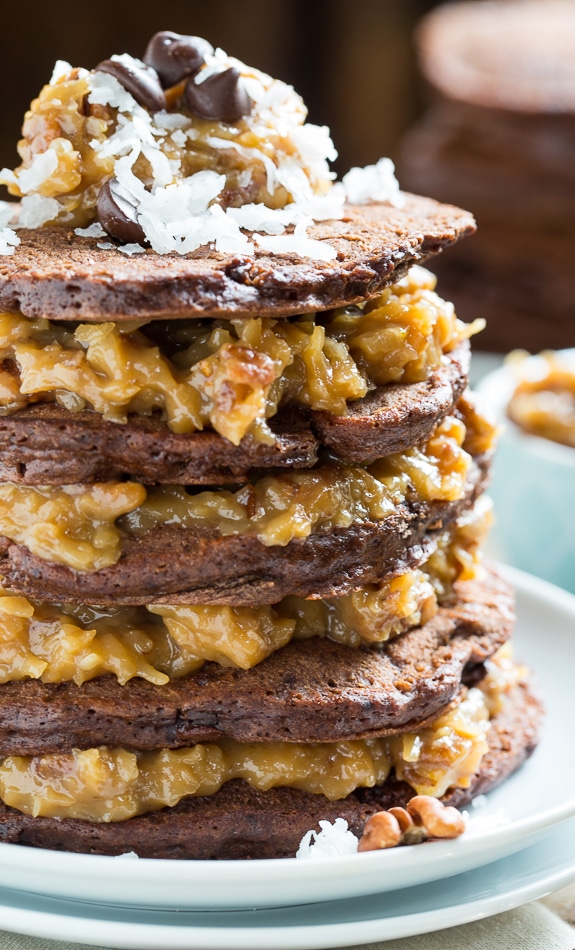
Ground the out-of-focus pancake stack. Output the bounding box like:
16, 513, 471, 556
0, 32, 541, 859
400, 0, 575, 353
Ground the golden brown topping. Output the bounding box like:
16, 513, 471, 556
0, 46, 331, 236
0, 739, 392, 821
122, 410, 472, 547
120, 465, 398, 548
0, 482, 145, 571
479, 643, 527, 716
457, 390, 499, 457
328, 266, 483, 386
369, 412, 471, 506
425, 495, 492, 599
148, 603, 294, 672
286, 570, 438, 649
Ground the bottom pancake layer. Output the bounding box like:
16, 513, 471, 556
0, 680, 541, 859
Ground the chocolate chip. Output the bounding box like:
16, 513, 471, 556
185, 67, 253, 123
95, 59, 166, 113
143, 31, 213, 88
97, 178, 146, 244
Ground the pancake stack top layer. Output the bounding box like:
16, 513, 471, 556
399, 0, 575, 353
0, 32, 541, 860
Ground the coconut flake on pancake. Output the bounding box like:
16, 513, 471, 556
343, 157, 405, 207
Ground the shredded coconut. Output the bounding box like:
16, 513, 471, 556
238, 169, 253, 189
50, 60, 73, 84
88, 70, 140, 114
18, 195, 61, 228
0, 228, 20, 256
342, 157, 405, 208
290, 124, 338, 169
170, 129, 187, 148
153, 112, 191, 132
117, 242, 146, 256
227, 203, 298, 235
0, 167, 17, 188
75, 222, 107, 238
255, 228, 337, 262
14, 148, 59, 195
471, 794, 488, 809
296, 818, 359, 859
0, 202, 16, 228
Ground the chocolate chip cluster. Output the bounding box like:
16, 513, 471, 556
95, 31, 253, 122
94, 31, 254, 244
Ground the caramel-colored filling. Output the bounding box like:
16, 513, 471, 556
0, 482, 145, 571
480, 643, 528, 716
426, 493, 493, 599
0, 740, 390, 820
0, 499, 490, 687
507, 350, 575, 449
122, 413, 473, 542
0, 267, 480, 444
0, 675, 506, 820
0, 410, 485, 572
389, 689, 488, 799
0, 571, 434, 687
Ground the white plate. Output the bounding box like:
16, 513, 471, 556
0, 565, 574, 912
2, 818, 575, 949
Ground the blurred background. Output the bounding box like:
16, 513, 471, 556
0, 0, 437, 178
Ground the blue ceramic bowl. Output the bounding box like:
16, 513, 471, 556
477, 351, 575, 594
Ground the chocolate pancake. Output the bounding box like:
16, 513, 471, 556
0, 679, 541, 859
0, 570, 513, 755
0, 342, 470, 484
0, 197, 475, 320
0, 455, 490, 605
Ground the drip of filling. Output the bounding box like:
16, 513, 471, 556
0, 267, 480, 444
0, 406, 491, 572
1, 666, 522, 820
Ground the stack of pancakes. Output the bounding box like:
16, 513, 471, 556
399, 0, 575, 353
0, 34, 542, 858
0, 193, 542, 859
